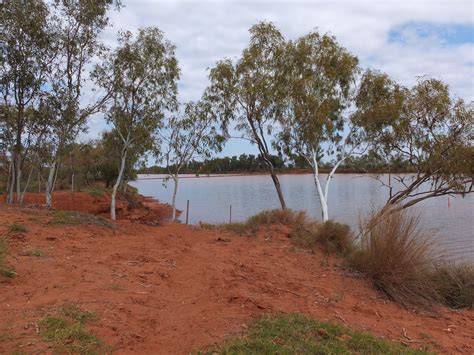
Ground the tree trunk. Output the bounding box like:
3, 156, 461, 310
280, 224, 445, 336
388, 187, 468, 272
19, 166, 34, 204
70, 152, 75, 192
6, 159, 15, 204
310, 151, 329, 222
15, 154, 22, 203
313, 172, 329, 222
171, 175, 179, 221
111, 145, 128, 221
269, 168, 286, 210
45, 158, 59, 209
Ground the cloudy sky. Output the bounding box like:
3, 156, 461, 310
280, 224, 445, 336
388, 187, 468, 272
87, 0, 474, 157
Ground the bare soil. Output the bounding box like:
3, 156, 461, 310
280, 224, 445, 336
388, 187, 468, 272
0, 193, 472, 354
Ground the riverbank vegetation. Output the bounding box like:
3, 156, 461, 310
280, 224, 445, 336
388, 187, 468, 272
203, 208, 473, 310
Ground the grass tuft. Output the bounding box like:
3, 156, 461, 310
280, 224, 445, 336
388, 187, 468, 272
59, 303, 98, 324
39, 304, 109, 354
206, 313, 426, 354
348, 209, 438, 307
8, 223, 27, 233
291, 220, 353, 256
207, 209, 308, 236
25, 247, 44, 257
50, 211, 113, 228
430, 263, 473, 309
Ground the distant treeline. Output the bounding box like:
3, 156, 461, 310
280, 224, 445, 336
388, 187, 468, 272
139, 153, 411, 175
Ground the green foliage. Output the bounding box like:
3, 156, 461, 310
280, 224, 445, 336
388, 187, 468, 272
354, 72, 473, 212
279, 30, 360, 164
207, 22, 289, 209
207, 313, 425, 354
82, 186, 110, 197
8, 223, 27, 233
291, 220, 353, 256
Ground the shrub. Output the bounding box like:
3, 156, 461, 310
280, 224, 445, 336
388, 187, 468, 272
349, 209, 438, 307
207, 313, 425, 354
430, 263, 474, 309
209, 209, 309, 236
291, 220, 353, 256
8, 223, 27, 233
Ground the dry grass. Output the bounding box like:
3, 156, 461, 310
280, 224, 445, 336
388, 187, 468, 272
207, 209, 308, 236
430, 262, 473, 309
349, 209, 440, 307
50, 211, 113, 228
291, 220, 353, 256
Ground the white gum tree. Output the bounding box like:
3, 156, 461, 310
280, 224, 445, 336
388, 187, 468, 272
96, 28, 179, 220
158, 100, 224, 221
279, 31, 362, 222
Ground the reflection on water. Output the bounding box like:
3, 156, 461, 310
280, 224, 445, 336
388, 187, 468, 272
131, 174, 474, 261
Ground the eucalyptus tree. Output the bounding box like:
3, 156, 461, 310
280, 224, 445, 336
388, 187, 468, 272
96, 28, 179, 220
354, 71, 474, 215
159, 100, 224, 221
0, 0, 51, 203
207, 22, 288, 209
43, 0, 119, 208
278, 31, 360, 221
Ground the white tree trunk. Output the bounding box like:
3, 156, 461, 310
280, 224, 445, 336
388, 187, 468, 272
111, 146, 128, 221
310, 150, 329, 222
19, 167, 34, 204
15, 159, 22, 203
45, 158, 59, 209
6, 159, 15, 204
171, 175, 179, 221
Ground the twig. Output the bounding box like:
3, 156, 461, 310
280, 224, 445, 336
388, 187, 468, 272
275, 287, 304, 297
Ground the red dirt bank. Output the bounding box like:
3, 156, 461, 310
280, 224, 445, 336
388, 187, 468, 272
0, 196, 472, 354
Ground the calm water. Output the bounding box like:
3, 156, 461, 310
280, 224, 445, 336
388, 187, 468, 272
131, 174, 474, 261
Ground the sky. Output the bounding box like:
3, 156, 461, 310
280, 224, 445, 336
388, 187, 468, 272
86, 0, 474, 158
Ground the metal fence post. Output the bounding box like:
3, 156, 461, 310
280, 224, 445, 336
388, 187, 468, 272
229, 204, 232, 223
186, 199, 189, 225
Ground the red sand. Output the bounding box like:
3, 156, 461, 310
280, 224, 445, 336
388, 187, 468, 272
0, 194, 472, 354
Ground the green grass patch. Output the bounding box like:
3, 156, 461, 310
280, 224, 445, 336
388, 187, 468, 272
207, 313, 426, 354
50, 211, 113, 228
81, 186, 110, 198
59, 303, 98, 324
39, 304, 109, 354
25, 247, 44, 257
8, 223, 27, 233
